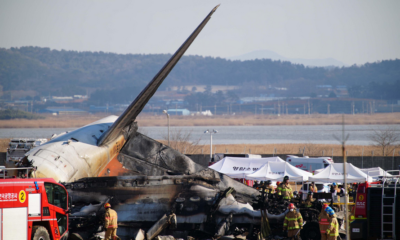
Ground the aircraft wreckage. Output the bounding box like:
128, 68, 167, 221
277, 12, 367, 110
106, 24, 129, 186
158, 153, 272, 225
19, 5, 333, 240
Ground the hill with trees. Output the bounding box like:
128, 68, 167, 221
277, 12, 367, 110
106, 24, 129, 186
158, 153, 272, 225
0, 46, 399, 104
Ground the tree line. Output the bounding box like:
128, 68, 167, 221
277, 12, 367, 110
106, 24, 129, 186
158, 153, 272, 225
0, 46, 399, 104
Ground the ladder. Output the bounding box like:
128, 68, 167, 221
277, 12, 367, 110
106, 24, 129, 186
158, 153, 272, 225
381, 171, 399, 240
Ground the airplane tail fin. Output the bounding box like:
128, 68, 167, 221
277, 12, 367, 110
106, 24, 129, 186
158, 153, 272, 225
98, 5, 220, 146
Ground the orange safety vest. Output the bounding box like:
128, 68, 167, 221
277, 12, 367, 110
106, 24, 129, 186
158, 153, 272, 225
318, 211, 330, 233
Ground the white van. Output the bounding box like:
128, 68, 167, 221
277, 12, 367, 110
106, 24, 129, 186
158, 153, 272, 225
286, 155, 334, 173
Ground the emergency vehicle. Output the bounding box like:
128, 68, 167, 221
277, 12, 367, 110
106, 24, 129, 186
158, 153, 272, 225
286, 155, 334, 173
350, 171, 399, 240
0, 167, 69, 240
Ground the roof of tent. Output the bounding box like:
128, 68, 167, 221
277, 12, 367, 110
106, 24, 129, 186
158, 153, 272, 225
208, 156, 285, 178
360, 167, 392, 178
246, 162, 312, 181
309, 163, 373, 183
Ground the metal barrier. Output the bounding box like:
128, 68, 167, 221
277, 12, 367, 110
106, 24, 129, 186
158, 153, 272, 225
0, 167, 36, 179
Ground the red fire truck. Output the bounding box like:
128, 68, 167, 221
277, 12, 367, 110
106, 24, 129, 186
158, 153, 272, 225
350, 172, 399, 240
0, 167, 69, 240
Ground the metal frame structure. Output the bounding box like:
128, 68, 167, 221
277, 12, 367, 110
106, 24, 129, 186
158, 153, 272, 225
0, 167, 36, 179
380, 171, 399, 240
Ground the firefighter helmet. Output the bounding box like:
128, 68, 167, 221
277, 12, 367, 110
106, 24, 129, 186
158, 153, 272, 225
266, 180, 272, 185
104, 203, 111, 208
284, 176, 289, 181
276, 181, 281, 185
288, 203, 295, 209
323, 203, 329, 209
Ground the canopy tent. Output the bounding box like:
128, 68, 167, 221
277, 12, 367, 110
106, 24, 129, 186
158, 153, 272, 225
209, 156, 285, 178
246, 162, 313, 181
309, 163, 373, 183
360, 167, 392, 179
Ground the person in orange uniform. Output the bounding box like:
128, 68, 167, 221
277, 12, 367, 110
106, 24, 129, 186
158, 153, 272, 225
325, 207, 339, 240
283, 203, 303, 240
104, 203, 118, 240
318, 203, 330, 240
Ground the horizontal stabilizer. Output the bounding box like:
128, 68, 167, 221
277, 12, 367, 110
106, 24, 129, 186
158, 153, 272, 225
98, 5, 220, 146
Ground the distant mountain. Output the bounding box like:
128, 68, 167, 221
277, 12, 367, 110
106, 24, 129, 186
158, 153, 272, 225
229, 50, 346, 67
1, 47, 399, 103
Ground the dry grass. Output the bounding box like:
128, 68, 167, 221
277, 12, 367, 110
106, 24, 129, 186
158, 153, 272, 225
189, 143, 400, 157
0, 138, 395, 157
1, 113, 399, 128
0, 139, 9, 152
0, 113, 110, 128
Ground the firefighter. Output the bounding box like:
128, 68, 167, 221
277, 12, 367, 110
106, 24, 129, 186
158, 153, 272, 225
265, 180, 275, 194
253, 180, 260, 189
309, 182, 317, 193
283, 203, 303, 240
104, 203, 118, 240
277, 176, 293, 200
318, 203, 330, 240
302, 192, 315, 208
325, 207, 339, 240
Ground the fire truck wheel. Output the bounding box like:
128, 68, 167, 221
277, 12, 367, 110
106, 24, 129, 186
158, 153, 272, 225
32, 226, 50, 240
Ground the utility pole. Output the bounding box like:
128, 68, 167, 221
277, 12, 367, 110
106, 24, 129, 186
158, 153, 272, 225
308, 101, 311, 115
334, 115, 350, 240
261, 104, 263, 115
352, 102, 355, 115
214, 105, 217, 115
204, 129, 218, 162
327, 104, 330, 115
362, 101, 364, 114
303, 104, 305, 115
278, 102, 281, 116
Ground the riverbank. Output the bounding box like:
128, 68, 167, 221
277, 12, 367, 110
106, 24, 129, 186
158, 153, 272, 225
1, 113, 399, 128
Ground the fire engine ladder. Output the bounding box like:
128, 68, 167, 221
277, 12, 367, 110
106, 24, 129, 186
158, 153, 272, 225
381, 172, 399, 240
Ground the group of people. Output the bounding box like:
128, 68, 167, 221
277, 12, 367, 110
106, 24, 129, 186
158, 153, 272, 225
255, 176, 341, 240
282, 202, 338, 240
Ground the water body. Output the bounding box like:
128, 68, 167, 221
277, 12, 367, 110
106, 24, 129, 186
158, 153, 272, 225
0, 125, 398, 145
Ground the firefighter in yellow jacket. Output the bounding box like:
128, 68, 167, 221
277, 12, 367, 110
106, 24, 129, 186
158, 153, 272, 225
318, 204, 330, 240
302, 192, 315, 208
265, 180, 275, 194
277, 176, 293, 200
325, 207, 339, 240
104, 203, 118, 240
283, 203, 303, 240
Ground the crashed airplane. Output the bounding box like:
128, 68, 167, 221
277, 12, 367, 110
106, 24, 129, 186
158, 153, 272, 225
21, 5, 323, 240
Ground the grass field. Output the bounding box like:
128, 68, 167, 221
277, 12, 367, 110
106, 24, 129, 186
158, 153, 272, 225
2, 137, 394, 157
1, 113, 399, 128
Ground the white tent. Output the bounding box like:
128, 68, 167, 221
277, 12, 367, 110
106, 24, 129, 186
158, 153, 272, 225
309, 163, 373, 183
246, 162, 313, 181
209, 157, 285, 178
314, 168, 325, 175
360, 167, 392, 179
